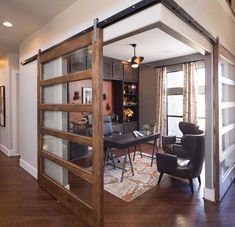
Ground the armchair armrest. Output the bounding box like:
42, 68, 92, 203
162, 135, 176, 146
156, 153, 178, 173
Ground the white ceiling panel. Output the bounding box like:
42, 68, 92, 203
104, 28, 197, 63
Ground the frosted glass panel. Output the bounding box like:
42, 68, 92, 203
43, 135, 93, 171
43, 158, 93, 206
42, 57, 67, 80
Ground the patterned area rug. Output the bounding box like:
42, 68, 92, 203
104, 152, 159, 202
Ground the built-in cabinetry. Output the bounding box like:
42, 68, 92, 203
66, 50, 139, 134
103, 56, 139, 133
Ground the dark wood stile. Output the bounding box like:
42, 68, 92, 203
40, 127, 92, 146
92, 28, 104, 227
40, 69, 92, 87
37, 50, 43, 183
40, 32, 92, 63
40, 150, 93, 183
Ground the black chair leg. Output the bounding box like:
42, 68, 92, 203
158, 172, 163, 185
133, 145, 137, 161
198, 176, 201, 185
189, 179, 194, 194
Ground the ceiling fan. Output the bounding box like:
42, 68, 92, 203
130, 43, 144, 68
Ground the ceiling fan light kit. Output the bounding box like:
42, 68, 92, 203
130, 43, 144, 68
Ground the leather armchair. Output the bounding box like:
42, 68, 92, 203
156, 133, 205, 193
162, 121, 204, 159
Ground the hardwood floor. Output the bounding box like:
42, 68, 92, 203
1, 147, 235, 227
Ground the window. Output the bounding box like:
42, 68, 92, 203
197, 67, 206, 131
166, 63, 205, 136
166, 70, 184, 137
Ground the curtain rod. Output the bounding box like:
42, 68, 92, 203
154, 59, 205, 69
21, 0, 215, 66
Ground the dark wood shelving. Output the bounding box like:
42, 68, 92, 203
124, 93, 137, 96
103, 56, 139, 133
124, 104, 138, 108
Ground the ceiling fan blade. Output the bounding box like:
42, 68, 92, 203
135, 56, 144, 64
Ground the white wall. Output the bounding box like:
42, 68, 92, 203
19, 0, 235, 179
0, 53, 19, 156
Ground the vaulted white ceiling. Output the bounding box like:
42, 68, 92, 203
0, 0, 76, 57
104, 28, 197, 63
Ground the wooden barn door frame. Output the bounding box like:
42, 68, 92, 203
214, 40, 235, 201
37, 23, 104, 226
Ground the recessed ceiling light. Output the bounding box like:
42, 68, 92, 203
2, 21, 13, 27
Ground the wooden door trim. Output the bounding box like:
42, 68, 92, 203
40, 69, 92, 87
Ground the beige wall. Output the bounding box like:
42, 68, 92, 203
139, 64, 156, 128
0, 53, 19, 156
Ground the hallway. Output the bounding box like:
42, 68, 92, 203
1, 150, 235, 227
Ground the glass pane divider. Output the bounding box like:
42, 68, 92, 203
40, 69, 92, 87
221, 163, 235, 183
40, 173, 94, 224
221, 122, 235, 135
221, 76, 235, 86
221, 102, 235, 109
220, 143, 235, 162
40, 149, 93, 183
39, 103, 92, 112
39, 32, 92, 64
40, 127, 92, 146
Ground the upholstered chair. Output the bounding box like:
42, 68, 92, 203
156, 133, 205, 193
162, 121, 204, 159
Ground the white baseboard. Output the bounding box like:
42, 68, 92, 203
203, 187, 215, 202
0, 144, 18, 157
20, 159, 38, 179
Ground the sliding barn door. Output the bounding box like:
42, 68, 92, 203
214, 41, 235, 201
37, 28, 103, 226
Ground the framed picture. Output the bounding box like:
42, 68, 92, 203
82, 87, 92, 104
0, 86, 6, 127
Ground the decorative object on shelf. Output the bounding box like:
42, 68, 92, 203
128, 84, 137, 94
82, 87, 92, 104
123, 108, 134, 122
73, 91, 80, 100
0, 86, 6, 127
142, 124, 150, 135
103, 93, 107, 100
106, 103, 111, 111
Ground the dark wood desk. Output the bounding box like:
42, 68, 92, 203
104, 132, 160, 182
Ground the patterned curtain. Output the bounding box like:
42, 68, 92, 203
183, 62, 198, 124
156, 67, 167, 143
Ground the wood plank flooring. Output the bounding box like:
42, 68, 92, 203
1, 146, 235, 227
